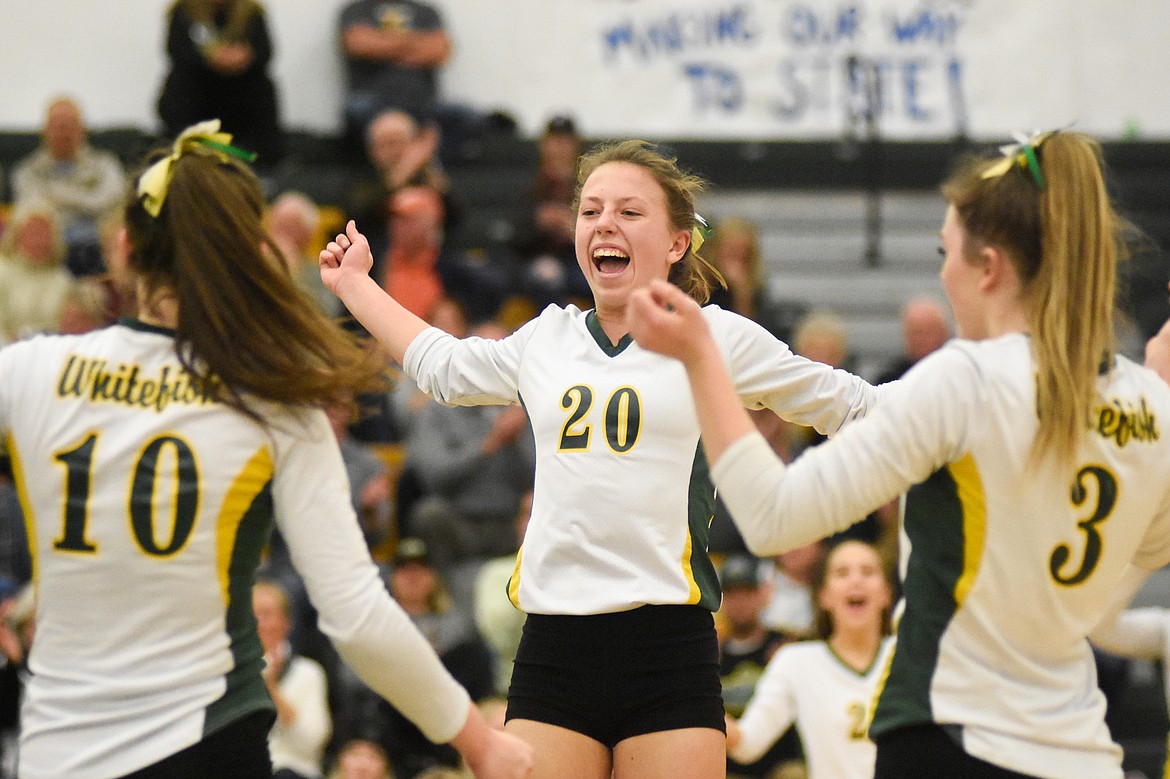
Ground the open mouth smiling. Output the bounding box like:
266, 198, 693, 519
593, 247, 631, 275
845, 595, 869, 609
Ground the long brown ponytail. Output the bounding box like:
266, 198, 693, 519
124, 144, 386, 424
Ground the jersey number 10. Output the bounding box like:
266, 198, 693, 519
53, 432, 199, 556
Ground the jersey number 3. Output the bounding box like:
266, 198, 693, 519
53, 432, 199, 556
1050, 465, 1118, 587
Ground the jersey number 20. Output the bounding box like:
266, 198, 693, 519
559, 385, 642, 453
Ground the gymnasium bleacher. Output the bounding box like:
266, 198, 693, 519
2, 126, 1167, 373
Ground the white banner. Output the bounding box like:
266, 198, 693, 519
1, 0, 1167, 141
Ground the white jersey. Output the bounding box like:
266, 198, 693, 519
404, 304, 884, 615
714, 334, 1170, 779
731, 637, 894, 779
0, 321, 469, 779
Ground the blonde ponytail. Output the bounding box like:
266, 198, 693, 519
942, 132, 1126, 468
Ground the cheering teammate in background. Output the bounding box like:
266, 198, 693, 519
321, 139, 894, 778
727, 539, 894, 779
628, 130, 1170, 779
0, 121, 531, 779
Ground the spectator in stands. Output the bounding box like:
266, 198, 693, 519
512, 115, 590, 308
374, 185, 448, 320
255, 579, 332, 779
12, 97, 126, 276
367, 185, 506, 324
706, 216, 807, 344
791, 309, 850, 370
156, 0, 285, 168
874, 295, 952, 384
347, 109, 454, 236
368, 109, 450, 195
387, 296, 470, 446
337, 0, 452, 145
703, 218, 807, 555
260, 389, 395, 705
327, 736, 393, 779
268, 191, 339, 315
55, 277, 115, 335
0, 199, 74, 344
473, 490, 533, 697
785, 310, 891, 547
716, 555, 802, 779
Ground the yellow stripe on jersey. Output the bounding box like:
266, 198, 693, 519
507, 545, 524, 609
866, 636, 898, 737
215, 446, 274, 605
680, 521, 702, 604
948, 453, 988, 607
4, 434, 37, 589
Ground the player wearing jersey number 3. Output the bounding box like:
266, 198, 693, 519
0, 121, 532, 779
628, 130, 1170, 779
320, 139, 895, 779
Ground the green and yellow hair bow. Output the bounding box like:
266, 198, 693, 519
691, 213, 712, 254
137, 120, 257, 217
980, 129, 1056, 190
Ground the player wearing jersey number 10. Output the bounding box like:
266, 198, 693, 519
0, 120, 532, 779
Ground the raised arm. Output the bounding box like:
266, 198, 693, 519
319, 220, 429, 364
726, 647, 799, 765
630, 279, 950, 556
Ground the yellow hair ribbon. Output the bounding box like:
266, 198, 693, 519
691, 213, 711, 254
137, 120, 256, 217
980, 129, 1056, 189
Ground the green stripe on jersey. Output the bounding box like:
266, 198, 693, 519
871, 454, 987, 737
686, 442, 721, 610
205, 449, 277, 735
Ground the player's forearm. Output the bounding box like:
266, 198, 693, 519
334, 271, 427, 365
683, 339, 758, 466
